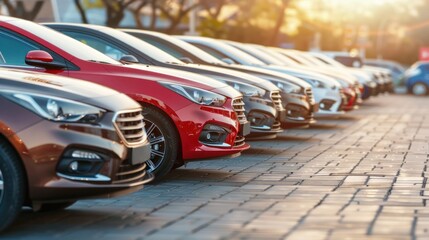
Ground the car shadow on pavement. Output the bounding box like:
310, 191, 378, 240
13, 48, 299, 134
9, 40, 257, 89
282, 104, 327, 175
3, 209, 122, 237
316, 114, 361, 121
273, 135, 320, 142
164, 168, 234, 182
307, 123, 345, 129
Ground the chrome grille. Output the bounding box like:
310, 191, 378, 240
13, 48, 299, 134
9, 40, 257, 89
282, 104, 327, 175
234, 135, 245, 147
114, 110, 146, 147
272, 120, 281, 131
232, 97, 247, 124
270, 91, 283, 110
305, 88, 314, 101
113, 162, 147, 184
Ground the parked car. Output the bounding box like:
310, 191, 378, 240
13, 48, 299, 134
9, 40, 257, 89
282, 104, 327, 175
405, 61, 429, 95
224, 42, 361, 111
122, 29, 317, 128
308, 52, 381, 97
178, 36, 345, 117
0, 16, 250, 181
44, 23, 284, 138
364, 59, 406, 86
313, 52, 394, 93
0, 68, 153, 232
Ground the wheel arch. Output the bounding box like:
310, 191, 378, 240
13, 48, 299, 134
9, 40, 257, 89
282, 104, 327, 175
0, 133, 29, 204
137, 101, 183, 163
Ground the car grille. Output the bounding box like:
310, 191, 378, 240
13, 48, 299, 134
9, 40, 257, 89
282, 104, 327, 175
232, 97, 247, 124
112, 162, 148, 184
270, 91, 283, 110
232, 97, 247, 147
272, 120, 282, 131
305, 88, 314, 102
234, 135, 245, 147
114, 110, 146, 147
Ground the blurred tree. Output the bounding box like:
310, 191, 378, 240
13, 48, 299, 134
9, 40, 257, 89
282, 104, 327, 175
269, 0, 291, 45
102, 0, 138, 27
74, 0, 88, 23
128, 0, 149, 29
2, 0, 43, 20
155, 0, 200, 33
198, 0, 231, 38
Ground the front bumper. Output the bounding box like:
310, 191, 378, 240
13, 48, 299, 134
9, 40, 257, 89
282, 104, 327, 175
13, 113, 153, 202
313, 88, 345, 117
173, 100, 250, 160
244, 96, 283, 136
280, 92, 317, 128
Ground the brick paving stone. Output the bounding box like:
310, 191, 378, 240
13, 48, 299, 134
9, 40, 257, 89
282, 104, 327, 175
5, 95, 429, 239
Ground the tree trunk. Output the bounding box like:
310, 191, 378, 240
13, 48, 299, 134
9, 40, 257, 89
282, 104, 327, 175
74, 0, 88, 23
3, 0, 44, 20
270, 0, 289, 46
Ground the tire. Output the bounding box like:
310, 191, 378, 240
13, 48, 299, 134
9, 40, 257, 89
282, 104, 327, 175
36, 201, 76, 212
411, 82, 428, 96
142, 106, 179, 181
0, 140, 25, 232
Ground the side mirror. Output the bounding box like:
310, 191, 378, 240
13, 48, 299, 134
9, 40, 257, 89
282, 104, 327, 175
25, 50, 67, 69
119, 55, 139, 64
221, 58, 235, 65
179, 57, 194, 64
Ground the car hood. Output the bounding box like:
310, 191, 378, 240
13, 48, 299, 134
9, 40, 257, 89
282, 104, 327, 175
175, 63, 280, 92
219, 64, 312, 89
109, 64, 242, 99
262, 65, 341, 88
0, 68, 140, 111
363, 66, 392, 75
291, 65, 356, 87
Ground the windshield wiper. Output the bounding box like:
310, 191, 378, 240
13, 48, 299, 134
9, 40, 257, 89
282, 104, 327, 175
88, 60, 112, 64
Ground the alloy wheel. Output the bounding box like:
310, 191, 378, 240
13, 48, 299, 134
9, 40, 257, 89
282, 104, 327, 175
144, 119, 166, 172
0, 168, 3, 203
412, 83, 428, 96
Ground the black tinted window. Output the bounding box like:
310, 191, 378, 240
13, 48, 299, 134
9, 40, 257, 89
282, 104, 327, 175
62, 31, 129, 61
0, 30, 39, 66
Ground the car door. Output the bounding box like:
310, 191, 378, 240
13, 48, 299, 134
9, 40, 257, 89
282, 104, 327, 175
0, 28, 71, 75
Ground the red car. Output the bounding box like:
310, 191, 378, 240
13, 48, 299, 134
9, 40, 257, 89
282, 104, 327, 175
0, 16, 250, 180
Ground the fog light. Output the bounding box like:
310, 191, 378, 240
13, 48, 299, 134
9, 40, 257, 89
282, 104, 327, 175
69, 161, 79, 171
72, 150, 101, 159
199, 124, 229, 147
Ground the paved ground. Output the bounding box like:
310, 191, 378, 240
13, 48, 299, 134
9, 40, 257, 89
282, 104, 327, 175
3, 94, 429, 240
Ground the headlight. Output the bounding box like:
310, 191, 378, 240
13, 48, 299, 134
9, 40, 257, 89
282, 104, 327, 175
406, 68, 421, 77
272, 81, 303, 94
230, 82, 266, 97
303, 78, 327, 89
1, 91, 104, 123
161, 83, 226, 107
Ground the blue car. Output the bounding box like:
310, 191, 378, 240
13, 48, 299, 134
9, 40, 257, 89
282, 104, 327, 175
405, 61, 429, 95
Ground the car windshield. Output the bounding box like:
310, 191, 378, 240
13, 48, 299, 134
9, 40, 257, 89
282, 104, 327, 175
180, 37, 266, 66
146, 33, 226, 65
230, 43, 286, 66
12, 20, 119, 65
210, 41, 267, 66
98, 27, 183, 64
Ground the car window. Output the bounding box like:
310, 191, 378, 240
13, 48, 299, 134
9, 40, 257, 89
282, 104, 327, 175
190, 43, 236, 62
62, 31, 129, 61
141, 36, 187, 60
0, 30, 39, 66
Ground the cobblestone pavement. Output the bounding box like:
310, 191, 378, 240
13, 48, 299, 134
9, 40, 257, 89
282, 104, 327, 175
3, 94, 429, 240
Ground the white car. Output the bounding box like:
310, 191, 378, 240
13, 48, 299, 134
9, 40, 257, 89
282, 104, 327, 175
177, 36, 345, 116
